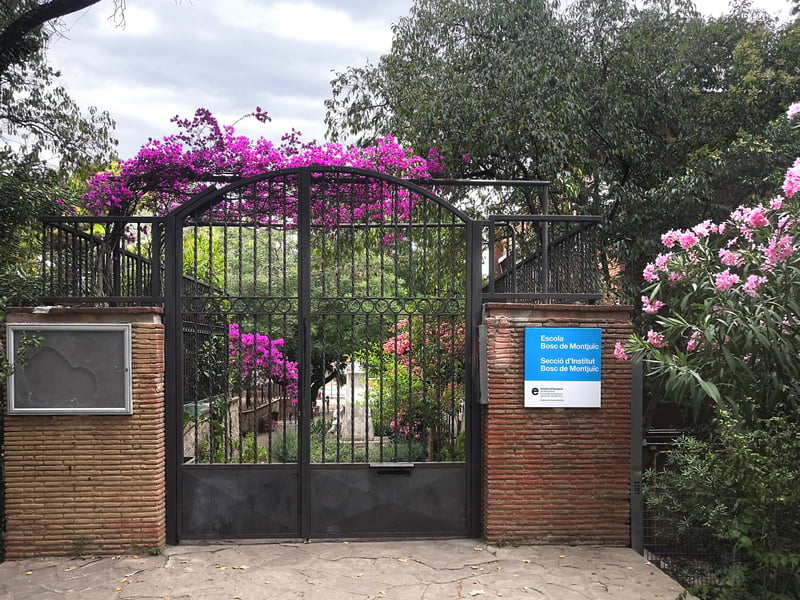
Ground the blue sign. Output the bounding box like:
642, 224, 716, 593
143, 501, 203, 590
524, 327, 602, 408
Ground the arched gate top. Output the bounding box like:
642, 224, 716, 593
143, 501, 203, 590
165, 165, 473, 225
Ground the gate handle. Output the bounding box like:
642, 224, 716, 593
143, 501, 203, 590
369, 462, 414, 474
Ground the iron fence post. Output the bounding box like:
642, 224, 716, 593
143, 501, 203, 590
631, 360, 644, 554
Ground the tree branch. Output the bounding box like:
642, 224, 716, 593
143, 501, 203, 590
0, 0, 105, 77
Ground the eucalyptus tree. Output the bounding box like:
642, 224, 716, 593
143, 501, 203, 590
326, 0, 800, 302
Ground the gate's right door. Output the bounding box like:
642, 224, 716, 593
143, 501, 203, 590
301, 169, 478, 538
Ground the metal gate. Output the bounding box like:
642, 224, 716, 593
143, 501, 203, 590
163, 167, 482, 541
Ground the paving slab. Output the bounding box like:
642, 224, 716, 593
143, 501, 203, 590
0, 539, 693, 600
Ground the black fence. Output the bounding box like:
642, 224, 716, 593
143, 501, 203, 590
641, 430, 736, 592
484, 215, 602, 303
40, 216, 165, 305
40, 214, 604, 306
643, 511, 735, 591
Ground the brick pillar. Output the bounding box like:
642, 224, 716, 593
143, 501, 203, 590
482, 303, 633, 546
3, 307, 165, 557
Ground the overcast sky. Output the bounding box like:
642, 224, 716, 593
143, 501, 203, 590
47, 0, 792, 160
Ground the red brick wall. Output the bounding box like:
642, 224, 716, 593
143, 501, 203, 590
3, 308, 165, 557
482, 303, 633, 545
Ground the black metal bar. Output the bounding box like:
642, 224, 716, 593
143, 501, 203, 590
163, 210, 180, 545
631, 360, 644, 554
481, 292, 602, 302
490, 214, 602, 223
297, 168, 312, 539
39, 296, 165, 305
41, 221, 49, 299
41, 216, 163, 223
466, 220, 484, 537
487, 222, 496, 295
411, 178, 550, 188
542, 225, 550, 298
151, 222, 162, 299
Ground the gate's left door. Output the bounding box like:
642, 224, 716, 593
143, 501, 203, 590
174, 171, 304, 539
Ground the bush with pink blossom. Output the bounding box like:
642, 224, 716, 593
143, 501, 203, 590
617, 104, 800, 599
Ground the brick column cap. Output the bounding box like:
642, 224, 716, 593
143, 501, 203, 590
6, 306, 163, 324
483, 303, 633, 319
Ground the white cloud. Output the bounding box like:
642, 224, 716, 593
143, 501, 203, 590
92, 4, 160, 36
208, 0, 394, 52
694, 0, 791, 18
47, 0, 410, 157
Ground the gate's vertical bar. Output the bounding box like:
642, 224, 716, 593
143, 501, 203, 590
164, 210, 181, 545
297, 168, 312, 538
487, 218, 496, 295
40, 220, 49, 298
466, 219, 484, 537
540, 186, 550, 299
151, 221, 162, 300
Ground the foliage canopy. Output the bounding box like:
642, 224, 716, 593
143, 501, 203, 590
325, 0, 800, 300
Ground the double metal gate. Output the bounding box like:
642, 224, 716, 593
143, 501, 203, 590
163, 167, 481, 541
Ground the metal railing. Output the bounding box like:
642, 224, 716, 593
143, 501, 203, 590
40, 185, 604, 307
483, 214, 603, 303
643, 510, 735, 590
41, 216, 164, 305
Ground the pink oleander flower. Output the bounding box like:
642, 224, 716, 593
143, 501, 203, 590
692, 220, 716, 238
787, 102, 800, 120
714, 269, 740, 291
718, 248, 744, 267
646, 329, 667, 349
739, 225, 754, 242
770, 196, 784, 210
661, 230, 681, 248
641, 295, 665, 314
686, 331, 701, 352
654, 252, 673, 269
643, 263, 658, 282
730, 205, 747, 222
644, 252, 675, 282
784, 158, 800, 199
678, 231, 699, 249
747, 206, 769, 228
742, 274, 768, 297
614, 341, 629, 361
763, 234, 794, 268
730, 204, 768, 228
668, 271, 683, 284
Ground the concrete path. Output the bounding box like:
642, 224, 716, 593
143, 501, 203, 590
0, 539, 692, 600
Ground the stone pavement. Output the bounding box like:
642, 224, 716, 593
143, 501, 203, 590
0, 539, 692, 600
